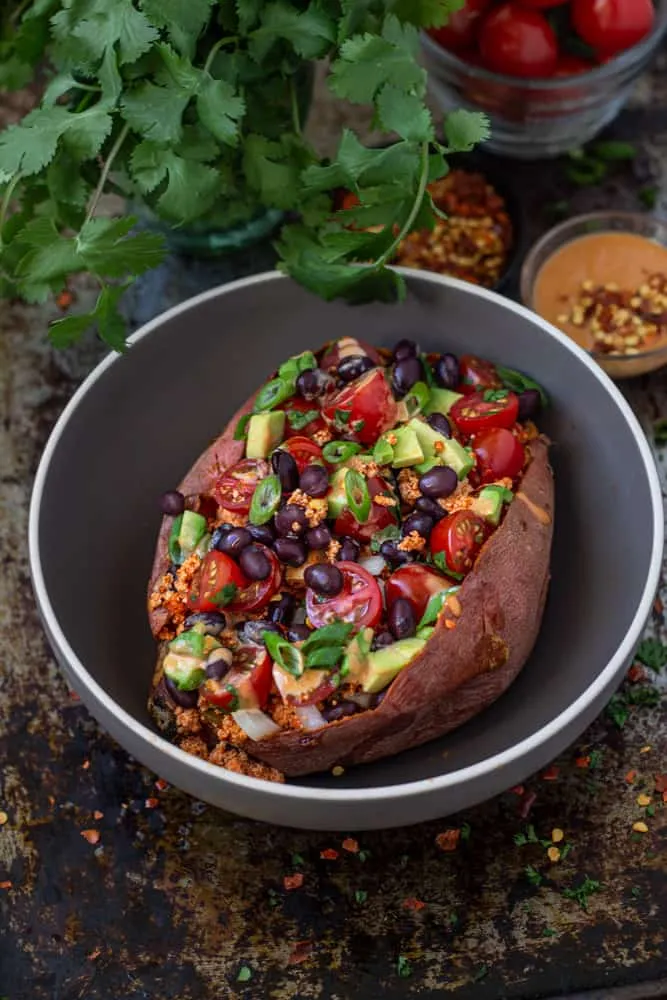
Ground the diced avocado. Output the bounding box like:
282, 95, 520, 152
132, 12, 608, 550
471, 485, 513, 526
169, 630, 221, 658
360, 637, 426, 694
408, 418, 473, 480
246, 411, 286, 460
425, 387, 463, 417
178, 510, 207, 558
163, 652, 206, 691
391, 426, 424, 469
341, 627, 373, 682
414, 457, 441, 475
408, 417, 446, 458
327, 467, 349, 518
416, 626, 435, 641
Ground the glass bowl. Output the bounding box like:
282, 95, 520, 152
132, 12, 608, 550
521, 211, 667, 379
420, 3, 667, 159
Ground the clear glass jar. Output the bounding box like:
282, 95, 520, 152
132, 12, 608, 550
421, 4, 667, 160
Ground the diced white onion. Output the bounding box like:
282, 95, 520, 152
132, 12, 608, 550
294, 704, 327, 731
232, 709, 281, 741
359, 555, 386, 576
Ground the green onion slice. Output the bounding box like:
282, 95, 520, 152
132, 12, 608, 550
263, 631, 304, 677
417, 586, 460, 630
249, 474, 282, 525
322, 440, 363, 464
345, 469, 371, 523
372, 437, 394, 466
253, 378, 294, 413
404, 381, 430, 418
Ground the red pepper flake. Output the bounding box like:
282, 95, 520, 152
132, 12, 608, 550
287, 940, 313, 965
654, 774, 667, 793
625, 770, 637, 784
662, 791, 667, 804
82, 760, 90, 770
145, 797, 159, 810
542, 765, 559, 781
342, 838, 359, 853
56, 289, 75, 310
436, 829, 461, 852
403, 897, 426, 911
92, 810, 103, 820
283, 873, 304, 891
575, 756, 590, 768
654, 596, 663, 615
510, 785, 524, 796
519, 790, 537, 819
69, 690, 80, 701
627, 664, 646, 683
320, 848, 339, 860
155, 778, 169, 791
0, 881, 12, 890
81, 829, 100, 845
87, 947, 101, 961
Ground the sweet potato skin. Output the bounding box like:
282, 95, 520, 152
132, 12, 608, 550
147, 385, 554, 777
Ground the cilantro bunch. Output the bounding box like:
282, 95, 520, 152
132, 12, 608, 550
0, 0, 488, 349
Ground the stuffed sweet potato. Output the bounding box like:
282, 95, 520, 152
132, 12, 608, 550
147, 338, 554, 781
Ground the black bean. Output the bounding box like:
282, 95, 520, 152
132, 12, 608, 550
287, 624, 311, 642
338, 355, 374, 383
434, 353, 460, 389
247, 522, 276, 547
183, 611, 227, 635
239, 544, 271, 580
274, 537, 307, 566
427, 412, 452, 438
241, 619, 280, 645
392, 338, 418, 361
211, 524, 233, 551
379, 540, 414, 567
392, 356, 423, 396
271, 450, 299, 493
217, 527, 252, 558
518, 388, 541, 421
161, 490, 185, 516
371, 631, 394, 651
322, 701, 360, 722
164, 675, 199, 708
205, 656, 232, 681
388, 597, 416, 640
415, 496, 446, 522
267, 592, 296, 625
306, 524, 332, 550
296, 369, 322, 400
304, 563, 344, 596
418, 466, 458, 499
402, 512, 434, 539
299, 464, 329, 498
275, 504, 308, 537
338, 536, 360, 562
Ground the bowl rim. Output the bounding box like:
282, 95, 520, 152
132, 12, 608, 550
28, 268, 664, 803
520, 209, 667, 365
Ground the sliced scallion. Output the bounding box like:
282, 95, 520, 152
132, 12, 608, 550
345, 469, 371, 523
263, 631, 304, 677
249, 474, 281, 525
253, 378, 294, 413
322, 440, 363, 464
404, 381, 430, 418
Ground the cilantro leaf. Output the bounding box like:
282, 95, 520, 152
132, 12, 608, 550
249, 0, 336, 61
197, 78, 246, 146
156, 153, 221, 222
0, 106, 112, 177
121, 83, 189, 145
140, 0, 216, 59
441, 109, 491, 152
635, 638, 667, 672
130, 140, 168, 194
244, 134, 308, 209
49, 310, 97, 348
329, 16, 425, 104
376, 84, 434, 143
211, 583, 238, 606
48, 280, 131, 350
76, 216, 166, 277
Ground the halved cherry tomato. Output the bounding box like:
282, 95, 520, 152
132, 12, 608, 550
214, 459, 270, 513
188, 551, 247, 613
479, 4, 558, 78
320, 337, 382, 372
204, 644, 272, 710
457, 354, 503, 396
306, 561, 382, 631
281, 436, 324, 474
450, 390, 519, 436
334, 475, 398, 543
228, 545, 282, 613
572, 0, 654, 57
385, 564, 457, 620
322, 368, 398, 445
281, 398, 327, 437
428, 0, 493, 51
273, 666, 338, 706
430, 511, 489, 577
473, 427, 525, 484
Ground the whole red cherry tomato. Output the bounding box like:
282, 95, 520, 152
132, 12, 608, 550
385, 564, 457, 620
429, 0, 493, 51
553, 55, 594, 76
479, 3, 558, 78
430, 511, 489, 578
473, 427, 525, 484
572, 0, 654, 57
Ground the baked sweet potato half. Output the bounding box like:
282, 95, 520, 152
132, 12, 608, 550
147, 338, 554, 782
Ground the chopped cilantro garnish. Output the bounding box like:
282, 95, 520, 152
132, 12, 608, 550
354, 889, 368, 904
524, 865, 543, 886
397, 956, 412, 978
635, 638, 667, 672
211, 583, 238, 607
562, 876, 602, 911
236, 966, 252, 983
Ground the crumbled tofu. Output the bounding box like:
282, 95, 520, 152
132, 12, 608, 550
287, 489, 328, 526
347, 457, 381, 478
215, 508, 246, 527
312, 427, 333, 446
398, 469, 420, 504
173, 553, 202, 594
271, 701, 305, 730
373, 492, 397, 508
148, 573, 174, 611
397, 530, 426, 553
149, 555, 201, 633
516, 421, 539, 443
439, 480, 473, 513
325, 539, 341, 563
215, 714, 249, 745
178, 735, 208, 758
208, 745, 285, 782
175, 707, 202, 734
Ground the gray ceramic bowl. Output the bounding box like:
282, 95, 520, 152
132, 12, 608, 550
29, 270, 663, 831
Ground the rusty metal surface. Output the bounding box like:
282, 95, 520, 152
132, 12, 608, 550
2, 60, 667, 1000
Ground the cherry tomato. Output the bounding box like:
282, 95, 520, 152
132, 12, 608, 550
204, 645, 272, 710
479, 3, 558, 78
228, 545, 282, 613
428, 0, 493, 52
273, 667, 338, 706
281, 399, 327, 438
430, 511, 489, 577
473, 427, 525, 484
322, 368, 398, 445
572, 0, 654, 57
281, 436, 324, 474
457, 354, 503, 396
188, 551, 247, 613
214, 459, 270, 513
334, 475, 398, 543
385, 564, 457, 621
552, 55, 594, 76
306, 561, 383, 631
518, 0, 567, 7
320, 337, 382, 372
450, 390, 519, 436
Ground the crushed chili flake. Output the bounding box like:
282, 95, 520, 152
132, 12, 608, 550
56, 289, 75, 310
547, 846, 561, 863
287, 940, 313, 965
145, 798, 159, 809
640, 745, 652, 754
283, 873, 304, 891
342, 838, 359, 853
542, 765, 559, 781
626, 770, 638, 784
632, 821, 649, 834
627, 664, 647, 683
654, 774, 667, 793
0, 881, 12, 890
510, 785, 525, 795
92, 810, 103, 820
575, 756, 590, 768
436, 829, 461, 852
82, 760, 90, 770
403, 897, 426, 911
0, 811, 8, 826
155, 778, 169, 791
559, 273, 667, 356
320, 848, 339, 860
637, 794, 652, 807
87, 947, 101, 961
551, 828, 564, 843
69, 690, 80, 701
80, 829, 100, 844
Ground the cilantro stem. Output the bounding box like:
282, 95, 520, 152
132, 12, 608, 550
375, 141, 430, 269
290, 77, 301, 136
204, 36, 238, 74
83, 123, 130, 227
0, 173, 21, 250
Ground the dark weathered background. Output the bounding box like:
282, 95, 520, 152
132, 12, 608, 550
1, 60, 667, 999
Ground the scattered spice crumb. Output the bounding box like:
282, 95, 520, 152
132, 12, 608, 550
640, 745, 652, 754
637, 793, 652, 807
547, 846, 561, 863
436, 829, 461, 852
519, 790, 537, 818
155, 778, 169, 791
342, 837, 359, 853
0, 812, 8, 826
283, 873, 304, 891
0, 881, 12, 890
81, 829, 100, 845
627, 664, 646, 683
56, 289, 75, 310
145, 797, 159, 809
403, 897, 426, 911
655, 773, 667, 792
93, 810, 103, 820
82, 760, 90, 770
625, 770, 637, 784
510, 785, 524, 795
320, 848, 339, 860
87, 947, 101, 961
575, 756, 590, 768
287, 941, 313, 965
542, 765, 559, 781
632, 821, 649, 834
551, 828, 564, 843
332, 765, 345, 777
